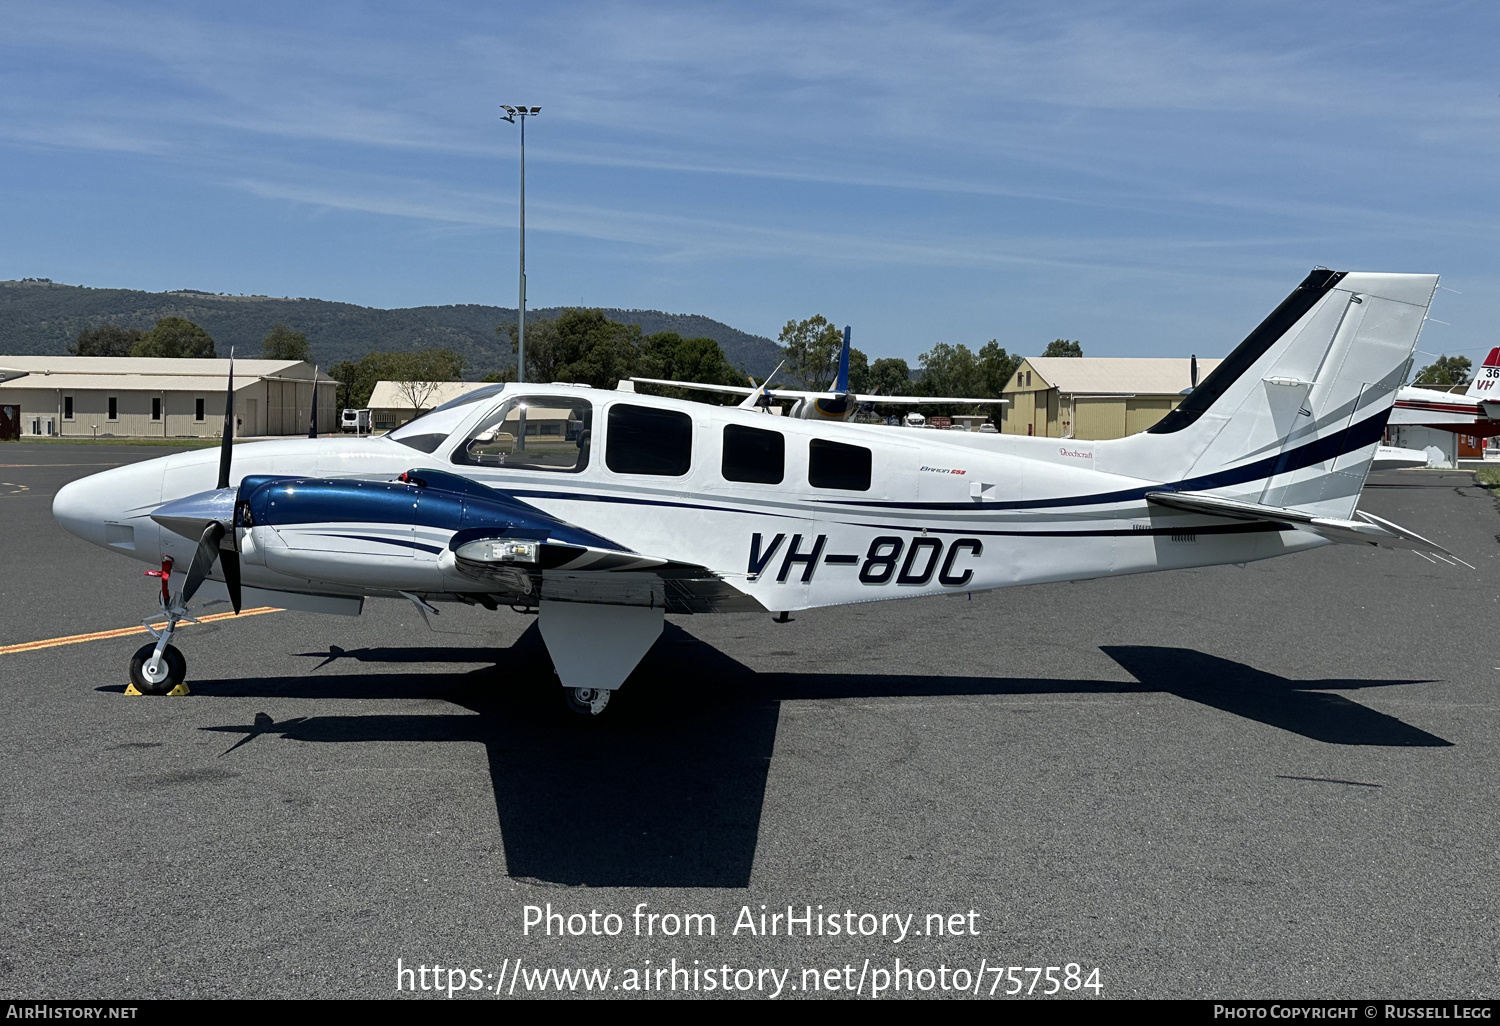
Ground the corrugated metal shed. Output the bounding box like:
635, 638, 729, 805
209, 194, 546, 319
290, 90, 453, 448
999, 356, 1224, 440
0, 356, 335, 438
0, 374, 262, 392
0, 356, 323, 379
1023, 357, 1222, 395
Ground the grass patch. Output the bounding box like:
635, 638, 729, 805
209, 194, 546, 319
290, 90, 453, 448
3, 436, 221, 448
1474, 466, 1500, 490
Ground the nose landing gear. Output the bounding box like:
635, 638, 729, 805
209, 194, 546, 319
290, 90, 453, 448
128, 641, 187, 696
125, 556, 195, 696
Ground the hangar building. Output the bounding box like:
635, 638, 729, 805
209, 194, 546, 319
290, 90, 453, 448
998, 357, 1222, 440
0, 357, 336, 439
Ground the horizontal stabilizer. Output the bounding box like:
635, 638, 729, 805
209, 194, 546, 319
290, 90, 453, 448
1146, 490, 1451, 555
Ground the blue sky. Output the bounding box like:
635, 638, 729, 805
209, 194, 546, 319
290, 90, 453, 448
1, 1, 1497, 368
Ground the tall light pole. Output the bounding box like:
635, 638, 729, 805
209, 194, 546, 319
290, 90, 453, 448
501, 105, 540, 383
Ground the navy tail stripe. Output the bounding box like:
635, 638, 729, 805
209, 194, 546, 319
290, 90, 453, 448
1149, 268, 1346, 435
823, 406, 1391, 512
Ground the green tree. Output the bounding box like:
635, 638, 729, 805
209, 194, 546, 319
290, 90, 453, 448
387, 349, 466, 412
977, 341, 1021, 397
916, 342, 980, 399
864, 357, 912, 397
69, 324, 143, 357
914, 342, 1015, 417
328, 358, 366, 410
551, 310, 641, 388
778, 315, 843, 391
498, 317, 562, 383
1415, 354, 1472, 387
500, 310, 749, 392
503, 309, 636, 386
639, 332, 743, 385
130, 317, 217, 358
262, 323, 311, 362
1041, 338, 1083, 358
845, 347, 870, 392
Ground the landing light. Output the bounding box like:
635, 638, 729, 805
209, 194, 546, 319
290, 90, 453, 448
471, 539, 539, 564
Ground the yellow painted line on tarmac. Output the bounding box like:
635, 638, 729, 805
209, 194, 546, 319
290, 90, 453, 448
0, 607, 282, 656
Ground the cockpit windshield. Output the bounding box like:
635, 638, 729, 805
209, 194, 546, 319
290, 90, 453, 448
388, 383, 508, 453
451, 396, 593, 471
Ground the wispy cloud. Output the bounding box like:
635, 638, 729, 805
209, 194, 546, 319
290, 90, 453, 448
2, 1, 1497, 354
232, 171, 1315, 280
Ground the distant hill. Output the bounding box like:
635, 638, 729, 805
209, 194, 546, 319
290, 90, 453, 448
0, 280, 784, 379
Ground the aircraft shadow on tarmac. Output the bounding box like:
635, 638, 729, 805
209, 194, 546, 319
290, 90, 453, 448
159, 624, 1448, 890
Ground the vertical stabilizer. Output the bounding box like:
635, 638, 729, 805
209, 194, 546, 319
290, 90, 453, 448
1104, 270, 1438, 520
834, 326, 852, 395
1466, 348, 1500, 399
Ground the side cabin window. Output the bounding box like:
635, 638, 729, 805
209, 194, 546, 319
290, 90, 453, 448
607, 404, 692, 476
721, 424, 784, 484
450, 396, 592, 471
808, 438, 871, 491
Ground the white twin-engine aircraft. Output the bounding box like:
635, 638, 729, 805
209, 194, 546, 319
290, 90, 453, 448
53, 270, 1447, 715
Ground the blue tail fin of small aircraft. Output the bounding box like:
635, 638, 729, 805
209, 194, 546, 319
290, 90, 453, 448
834, 326, 851, 394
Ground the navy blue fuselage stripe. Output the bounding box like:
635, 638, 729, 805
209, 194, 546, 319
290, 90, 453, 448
817, 407, 1391, 512
848, 521, 1285, 538
323, 533, 445, 554
242, 476, 623, 550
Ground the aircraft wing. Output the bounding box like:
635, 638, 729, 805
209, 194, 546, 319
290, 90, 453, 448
469, 534, 766, 612
849, 394, 1009, 405
629, 377, 1008, 406
206, 468, 768, 615
629, 377, 760, 396
1145, 490, 1451, 554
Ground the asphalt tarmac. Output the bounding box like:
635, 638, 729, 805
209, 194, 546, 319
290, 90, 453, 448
1, 442, 1496, 1000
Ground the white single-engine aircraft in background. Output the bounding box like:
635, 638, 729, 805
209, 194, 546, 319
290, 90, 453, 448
54, 269, 1448, 715
1386, 347, 1500, 446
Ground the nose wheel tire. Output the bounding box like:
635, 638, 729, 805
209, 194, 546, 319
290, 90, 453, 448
564, 687, 612, 716
129, 642, 186, 696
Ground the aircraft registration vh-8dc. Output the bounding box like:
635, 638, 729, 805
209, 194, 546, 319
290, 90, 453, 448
53, 269, 1448, 715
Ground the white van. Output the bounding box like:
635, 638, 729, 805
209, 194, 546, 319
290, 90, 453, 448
341, 409, 372, 434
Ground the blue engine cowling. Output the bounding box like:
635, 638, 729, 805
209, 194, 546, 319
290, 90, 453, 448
235, 468, 627, 592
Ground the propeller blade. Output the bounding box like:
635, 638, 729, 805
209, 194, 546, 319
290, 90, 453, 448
181, 521, 225, 605
217, 349, 235, 490
308, 365, 319, 438
220, 546, 242, 615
